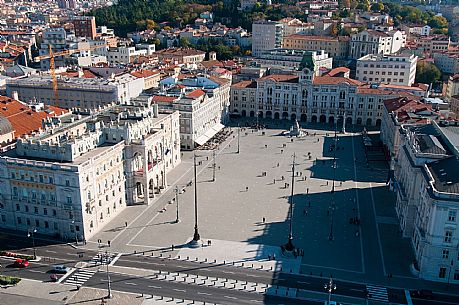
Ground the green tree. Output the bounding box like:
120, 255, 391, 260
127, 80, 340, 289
428, 15, 448, 29
415, 61, 441, 84
146, 19, 158, 30
370, 3, 384, 12
179, 37, 191, 48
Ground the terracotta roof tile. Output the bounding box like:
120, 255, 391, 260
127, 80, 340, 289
186, 89, 206, 99
152, 95, 178, 103
313, 76, 362, 86
0, 96, 68, 138
257, 74, 299, 83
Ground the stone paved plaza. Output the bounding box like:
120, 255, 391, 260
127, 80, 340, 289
86, 119, 419, 286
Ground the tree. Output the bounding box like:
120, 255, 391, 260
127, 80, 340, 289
370, 3, 384, 12
179, 37, 191, 48
415, 61, 441, 84
428, 15, 448, 29
146, 19, 158, 30
330, 23, 339, 36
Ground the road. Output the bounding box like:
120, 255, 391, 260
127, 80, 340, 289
85, 271, 323, 305
114, 254, 410, 302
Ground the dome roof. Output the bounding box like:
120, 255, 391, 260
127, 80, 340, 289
0, 115, 13, 135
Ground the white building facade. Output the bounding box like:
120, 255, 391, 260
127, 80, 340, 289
0, 103, 181, 241
5, 74, 144, 108
394, 122, 459, 283
350, 29, 406, 59
252, 20, 283, 57
154, 75, 231, 150
356, 54, 418, 86
230, 68, 425, 127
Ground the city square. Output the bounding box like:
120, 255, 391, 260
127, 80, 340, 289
85, 120, 416, 285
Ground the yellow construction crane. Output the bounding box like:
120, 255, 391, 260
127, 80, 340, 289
34, 43, 108, 107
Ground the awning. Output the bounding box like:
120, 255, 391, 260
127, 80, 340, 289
195, 134, 210, 146
194, 123, 225, 146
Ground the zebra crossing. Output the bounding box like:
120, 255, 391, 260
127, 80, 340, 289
366, 284, 389, 302
64, 269, 97, 287
90, 252, 114, 266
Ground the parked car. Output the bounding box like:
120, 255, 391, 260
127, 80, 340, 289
13, 258, 29, 268
52, 265, 70, 274
412, 289, 433, 299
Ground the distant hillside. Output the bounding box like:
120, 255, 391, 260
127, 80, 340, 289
89, 0, 305, 37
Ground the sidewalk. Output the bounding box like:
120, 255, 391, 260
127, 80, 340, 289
0, 278, 145, 305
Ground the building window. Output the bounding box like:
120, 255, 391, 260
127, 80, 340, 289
439, 267, 447, 278
67, 196, 72, 204
16, 204, 20, 211
17, 217, 22, 224
65, 180, 70, 187
34, 207, 38, 214
45, 221, 49, 229
448, 210, 457, 222
445, 231, 453, 243
442, 249, 450, 259
26, 218, 30, 226
53, 209, 57, 216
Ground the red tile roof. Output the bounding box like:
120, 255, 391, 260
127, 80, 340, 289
313, 76, 362, 86
186, 89, 206, 99
232, 80, 257, 89
131, 69, 160, 78
0, 96, 68, 138
326, 67, 350, 77
152, 95, 178, 103
257, 74, 299, 83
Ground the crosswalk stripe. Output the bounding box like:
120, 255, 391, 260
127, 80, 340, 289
366, 285, 389, 302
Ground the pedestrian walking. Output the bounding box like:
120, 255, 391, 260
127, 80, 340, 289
171, 244, 174, 251
125, 221, 128, 227
281, 149, 283, 154
273, 179, 276, 184
277, 163, 279, 167
246, 186, 249, 191
262, 217, 265, 223
281, 176, 284, 180
265, 144, 268, 148
326, 181, 329, 186
108, 240, 111, 247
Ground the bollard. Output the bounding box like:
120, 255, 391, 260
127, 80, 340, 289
223, 260, 226, 264
187, 256, 189, 260
205, 258, 207, 262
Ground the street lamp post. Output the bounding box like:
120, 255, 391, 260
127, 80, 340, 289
27, 228, 37, 260
175, 185, 180, 223
237, 124, 240, 154
324, 277, 337, 304
191, 154, 201, 243
283, 153, 296, 252
105, 251, 112, 299
72, 220, 78, 246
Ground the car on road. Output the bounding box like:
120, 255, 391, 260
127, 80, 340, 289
52, 265, 70, 274
412, 289, 433, 299
13, 258, 29, 268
